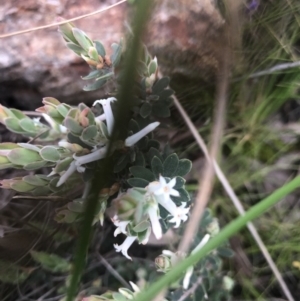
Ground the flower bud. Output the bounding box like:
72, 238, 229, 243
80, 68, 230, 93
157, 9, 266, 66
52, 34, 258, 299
222, 275, 235, 291
112, 191, 138, 221
206, 218, 220, 237
155, 254, 173, 273
88, 46, 101, 62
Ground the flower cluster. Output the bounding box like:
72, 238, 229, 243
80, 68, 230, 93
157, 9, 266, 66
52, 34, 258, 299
55, 97, 159, 187
111, 175, 190, 260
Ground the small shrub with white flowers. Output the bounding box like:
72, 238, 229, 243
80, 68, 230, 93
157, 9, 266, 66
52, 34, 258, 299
0, 21, 234, 301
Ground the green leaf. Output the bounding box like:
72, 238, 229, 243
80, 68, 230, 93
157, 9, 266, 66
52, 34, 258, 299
8, 148, 42, 166
81, 70, 103, 80
172, 188, 190, 204
147, 139, 160, 150
66, 42, 84, 55
72, 28, 93, 51
17, 143, 41, 152
32, 186, 52, 196
127, 178, 149, 188
151, 156, 163, 179
176, 159, 192, 177
30, 251, 71, 273
152, 103, 170, 117
55, 157, 74, 173
40, 146, 60, 162
129, 166, 155, 182
56, 104, 70, 117
24, 161, 48, 170
5, 118, 27, 134
148, 147, 163, 162
140, 102, 152, 118
23, 175, 48, 186
148, 59, 157, 75
134, 151, 145, 166
174, 176, 185, 189
11, 181, 35, 192
113, 292, 127, 301
68, 200, 84, 213
152, 77, 170, 94
163, 154, 179, 177
10, 109, 27, 120
64, 117, 83, 134
0, 260, 31, 284
94, 40, 106, 57
128, 119, 140, 133
217, 247, 235, 258
114, 153, 130, 173
111, 42, 122, 66
158, 89, 174, 100
81, 125, 97, 141
133, 220, 150, 232
83, 78, 108, 91
19, 118, 37, 133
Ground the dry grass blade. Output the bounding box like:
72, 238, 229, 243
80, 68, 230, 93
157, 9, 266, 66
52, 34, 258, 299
170, 76, 295, 301
0, 0, 127, 39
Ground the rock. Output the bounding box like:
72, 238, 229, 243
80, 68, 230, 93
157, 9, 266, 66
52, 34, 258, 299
147, 0, 225, 82
0, 0, 126, 110
0, 0, 224, 110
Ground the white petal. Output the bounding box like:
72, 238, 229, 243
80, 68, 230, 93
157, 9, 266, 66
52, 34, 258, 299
156, 195, 177, 216
191, 234, 210, 254
56, 161, 76, 187
125, 122, 160, 147
183, 266, 194, 289
129, 281, 140, 293
159, 175, 167, 186
148, 206, 162, 239
167, 177, 176, 188
94, 97, 116, 136
73, 146, 107, 166
114, 236, 137, 260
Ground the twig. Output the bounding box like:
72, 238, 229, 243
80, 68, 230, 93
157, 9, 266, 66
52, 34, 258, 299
177, 277, 203, 301
0, 0, 127, 39
177, 26, 231, 255
97, 253, 130, 289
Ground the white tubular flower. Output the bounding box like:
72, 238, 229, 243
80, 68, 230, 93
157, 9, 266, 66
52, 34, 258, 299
147, 176, 189, 228
125, 122, 160, 147
147, 203, 162, 239
183, 266, 194, 290
168, 202, 190, 228
73, 146, 107, 166
129, 281, 140, 293
156, 175, 180, 201
94, 113, 106, 123
183, 234, 210, 290
112, 217, 130, 237
114, 236, 137, 260
93, 97, 116, 136
191, 234, 210, 255
56, 160, 76, 187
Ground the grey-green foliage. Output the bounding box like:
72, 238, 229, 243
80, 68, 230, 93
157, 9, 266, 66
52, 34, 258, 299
0, 22, 234, 301
168, 209, 234, 301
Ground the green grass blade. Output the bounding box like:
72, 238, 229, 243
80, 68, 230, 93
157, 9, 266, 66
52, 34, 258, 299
65, 1, 153, 301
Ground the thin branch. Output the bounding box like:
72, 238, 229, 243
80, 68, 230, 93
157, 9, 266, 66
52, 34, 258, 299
0, 0, 127, 39
97, 253, 130, 289
177, 26, 231, 255
177, 277, 203, 301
